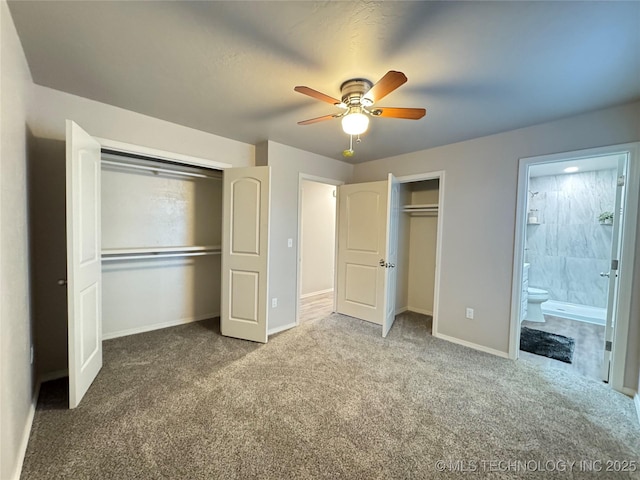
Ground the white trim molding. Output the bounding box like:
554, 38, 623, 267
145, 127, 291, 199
12, 383, 40, 480
268, 322, 297, 336
96, 137, 232, 170
407, 306, 433, 317
300, 288, 334, 299
435, 332, 510, 359
634, 394, 640, 426
509, 143, 640, 395
102, 312, 218, 340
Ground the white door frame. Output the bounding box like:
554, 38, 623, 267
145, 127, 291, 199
509, 143, 640, 394
95, 137, 232, 171
296, 173, 344, 326
63, 130, 233, 406
395, 170, 445, 338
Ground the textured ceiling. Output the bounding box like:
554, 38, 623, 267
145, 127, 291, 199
8, 1, 640, 164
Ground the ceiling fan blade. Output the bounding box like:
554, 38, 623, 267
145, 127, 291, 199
297, 114, 340, 125
363, 71, 408, 104
294, 86, 341, 105
373, 107, 426, 119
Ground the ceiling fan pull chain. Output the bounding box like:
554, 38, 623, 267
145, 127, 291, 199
342, 135, 355, 158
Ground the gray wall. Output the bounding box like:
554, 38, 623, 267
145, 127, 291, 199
526, 169, 617, 307
1, 1, 34, 477
257, 141, 353, 332
351, 101, 640, 390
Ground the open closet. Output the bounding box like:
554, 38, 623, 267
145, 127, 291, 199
335, 173, 441, 338
65, 120, 270, 407
395, 179, 439, 317
100, 152, 223, 339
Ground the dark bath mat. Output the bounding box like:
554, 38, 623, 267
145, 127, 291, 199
520, 327, 575, 364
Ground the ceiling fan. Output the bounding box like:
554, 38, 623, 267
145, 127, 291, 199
294, 70, 426, 138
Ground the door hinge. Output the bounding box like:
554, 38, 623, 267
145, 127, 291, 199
611, 259, 619, 271
617, 175, 625, 187
605, 341, 612, 352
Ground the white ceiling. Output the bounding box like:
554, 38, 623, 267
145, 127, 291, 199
8, 1, 640, 164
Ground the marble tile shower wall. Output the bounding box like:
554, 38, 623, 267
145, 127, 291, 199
526, 169, 616, 308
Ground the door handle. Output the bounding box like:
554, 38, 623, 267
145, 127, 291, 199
379, 259, 395, 268
600, 272, 610, 278
57, 278, 68, 286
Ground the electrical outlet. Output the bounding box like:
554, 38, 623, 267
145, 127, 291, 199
287, 238, 293, 248
272, 298, 278, 308
465, 308, 474, 320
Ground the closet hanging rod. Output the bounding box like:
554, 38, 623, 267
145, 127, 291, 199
101, 159, 222, 180
406, 211, 438, 216
102, 245, 221, 255
102, 251, 221, 262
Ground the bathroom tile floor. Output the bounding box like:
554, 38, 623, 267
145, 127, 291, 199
520, 315, 605, 381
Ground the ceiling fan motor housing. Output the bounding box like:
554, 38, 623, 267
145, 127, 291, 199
340, 79, 373, 107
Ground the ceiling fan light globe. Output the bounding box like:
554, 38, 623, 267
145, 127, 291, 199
342, 112, 369, 135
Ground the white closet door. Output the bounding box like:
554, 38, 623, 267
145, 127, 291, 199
382, 174, 400, 337
221, 166, 270, 343
336, 180, 388, 325
66, 120, 102, 409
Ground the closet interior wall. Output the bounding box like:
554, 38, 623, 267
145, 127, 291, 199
101, 153, 222, 339
396, 179, 439, 316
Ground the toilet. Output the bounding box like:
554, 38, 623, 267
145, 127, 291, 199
525, 287, 549, 322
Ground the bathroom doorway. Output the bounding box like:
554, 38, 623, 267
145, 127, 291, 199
296, 175, 341, 325
510, 144, 639, 393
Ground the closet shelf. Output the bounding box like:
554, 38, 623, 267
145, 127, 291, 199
401, 203, 439, 214
102, 245, 221, 262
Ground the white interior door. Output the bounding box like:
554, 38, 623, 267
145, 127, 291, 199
336, 180, 388, 325
221, 166, 270, 343
382, 174, 400, 337
66, 120, 102, 408
601, 157, 626, 382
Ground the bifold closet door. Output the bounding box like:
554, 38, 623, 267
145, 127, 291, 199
221, 166, 270, 343
66, 120, 103, 409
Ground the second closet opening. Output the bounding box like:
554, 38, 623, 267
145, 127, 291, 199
395, 178, 440, 327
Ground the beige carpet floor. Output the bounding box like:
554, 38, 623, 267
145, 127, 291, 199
21, 312, 640, 479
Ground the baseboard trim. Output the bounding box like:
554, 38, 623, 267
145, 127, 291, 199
635, 394, 640, 426
395, 306, 408, 315
268, 322, 297, 336
38, 369, 68, 384
300, 288, 334, 299
620, 386, 636, 397
434, 332, 510, 359
102, 312, 219, 340
12, 381, 40, 480
407, 306, 433, 316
